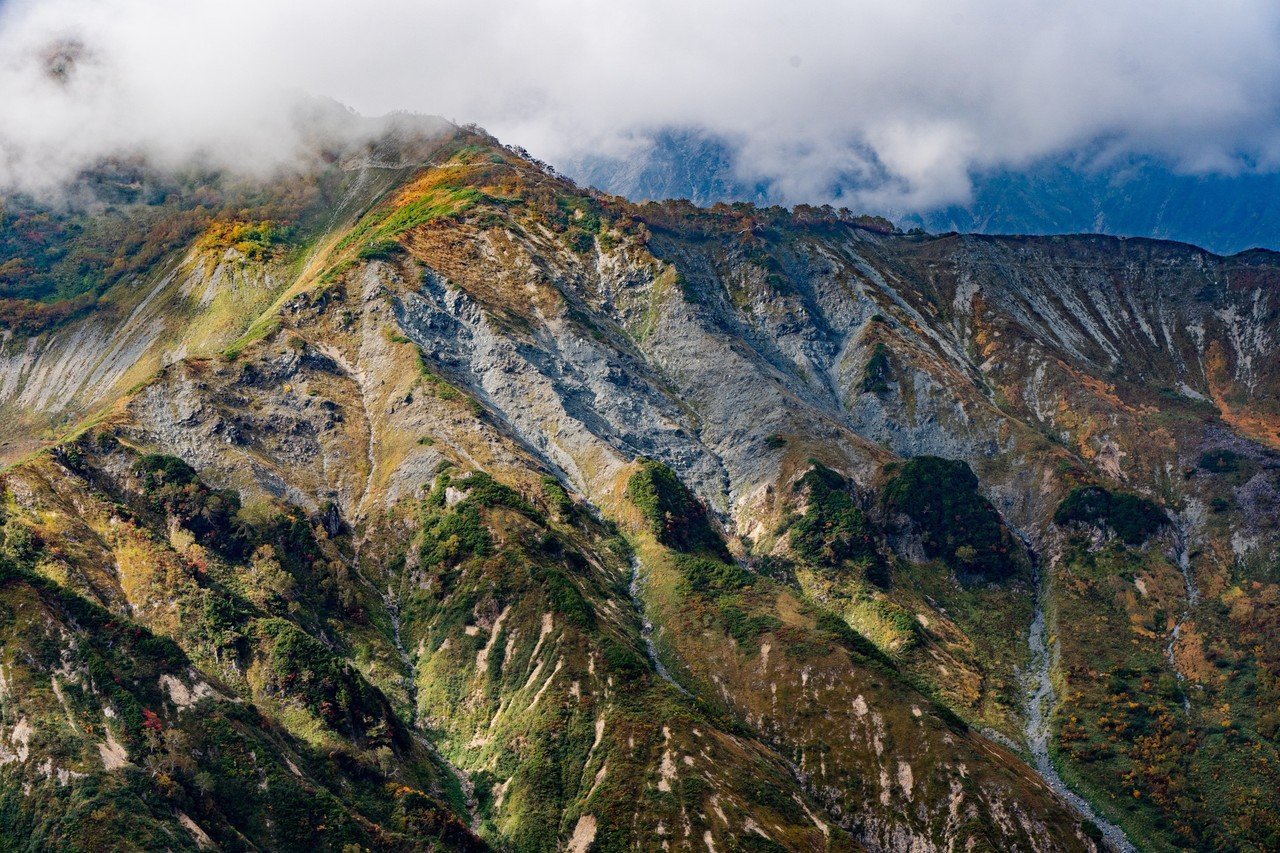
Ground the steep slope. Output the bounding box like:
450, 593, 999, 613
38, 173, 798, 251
905, 159, 1280, 256
0, 114, 451, 463
1, 123, 1278, 851
0, 524, 480, 852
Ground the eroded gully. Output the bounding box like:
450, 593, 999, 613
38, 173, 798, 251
1021, 537, 1135, 853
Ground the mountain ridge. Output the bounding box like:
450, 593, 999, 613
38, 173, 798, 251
0, 122, 1276, 851
561, 131, 1280, 256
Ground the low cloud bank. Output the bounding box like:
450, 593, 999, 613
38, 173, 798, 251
3, 0, 1280, 209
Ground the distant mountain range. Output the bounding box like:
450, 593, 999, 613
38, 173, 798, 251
563, 130, 1280, 255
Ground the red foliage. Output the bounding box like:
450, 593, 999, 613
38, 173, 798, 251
141, 708, 164, 734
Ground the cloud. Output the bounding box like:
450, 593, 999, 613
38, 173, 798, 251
3, 0, 1280, 208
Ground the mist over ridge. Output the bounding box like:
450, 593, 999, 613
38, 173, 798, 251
5, 0, 1280, 220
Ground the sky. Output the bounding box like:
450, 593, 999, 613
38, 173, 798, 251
2, 0, 1280, 209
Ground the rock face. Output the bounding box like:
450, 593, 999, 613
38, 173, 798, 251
0, 125, 1277, 851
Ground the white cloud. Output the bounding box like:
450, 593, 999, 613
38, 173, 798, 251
2, 0, 1280, 208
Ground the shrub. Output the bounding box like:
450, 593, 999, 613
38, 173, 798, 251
815, 611, 896, 671
600, 637, 646, 679
881, 456, 1019, 579
420, 501, 491, 569
134, 454, 247, 556
673, 554, 753, 596
1198, 450, 1243, 474
356, 239, 405, 261
256, 618, 376, 738
0, 523, 39, 568
790, 463, 882, 581
565, 228, 595, 253
720, 604, 781, 645
861, 343, 892, 393
539, 475, 574, 519
626, 458, 728, 557
1053, 486, 1166, 545
541, 568, 595, 629
419, 471, 545, 570
453, 471, 536, 515
135, 454, 198, 490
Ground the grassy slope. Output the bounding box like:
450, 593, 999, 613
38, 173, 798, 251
0, 437, 483, 851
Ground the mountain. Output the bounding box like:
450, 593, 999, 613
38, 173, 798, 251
907, 159, 1280, 255
0, 121, 1278, 852
563, 131, 1280, 255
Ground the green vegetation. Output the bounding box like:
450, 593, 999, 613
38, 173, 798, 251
599, 636, 647, 679
221, 314, 282, 361
376, 188, 479, 240
355, 239, 406, 261
773, 465, 923, 659
626, 457, 728, 557
1053, 485, 1166, 545
419, 474, 496, 570
554, 195, 602, 234
719, 602, 782, 645
401, 458, 831, 848
0, 514, 40, 570
625, 461, 785, 653
1197, 449, 1243, 473
539, 475, 574, 519
1193, 448, 1259, 496
882, 456, 1021, 579
256, 617, 388, 741
1051, 541, 1280, 850
334, 171, 479, 261
0, 188, 204, 303
0, 132, 1156, 851
539, 566, 595, 629
386, 333, 469, 403
135, 453, 244, 553
196, 218, 288, 260
861, 343, 892, 393
814, 611, 897, 671
790, 462, 886, 586
131, 454, 359, 616
0, 161, 355, 334
672, 553, 753, 596
564, 228, 595, 253
0, 540, 476, 851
